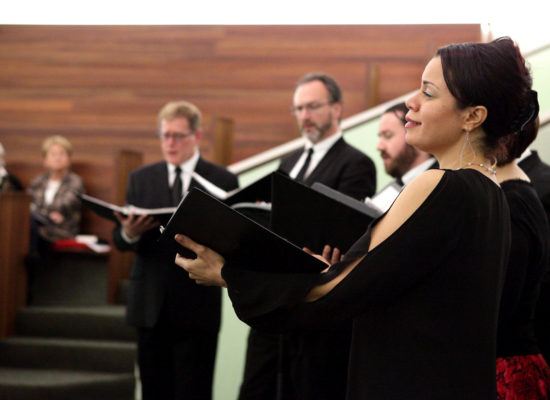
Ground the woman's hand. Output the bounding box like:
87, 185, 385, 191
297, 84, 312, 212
174, 234, 227, 287
304, 244, 343, 272
49, 211, 64, 224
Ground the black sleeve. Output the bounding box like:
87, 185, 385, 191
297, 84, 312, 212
223, 175, 460, 333
8, 174, 24, 191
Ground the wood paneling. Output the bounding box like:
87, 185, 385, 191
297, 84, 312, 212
0, 24, 481, 239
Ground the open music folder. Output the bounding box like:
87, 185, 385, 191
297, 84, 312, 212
223, 171, 276, 228
158, 172, 383, 272
270, 173, 382, 254
77, 192, 176, 224
78, 171, 277, 227
224, 171, 274, 206
157, 187, 327, 273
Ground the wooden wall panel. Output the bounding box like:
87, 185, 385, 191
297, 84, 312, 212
0, 24, 481, 240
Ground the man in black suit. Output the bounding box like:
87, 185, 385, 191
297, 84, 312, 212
113, 101, 238, 400
239, 73, 376, 400
278, 74, 375, 198
518, 147, 550, 363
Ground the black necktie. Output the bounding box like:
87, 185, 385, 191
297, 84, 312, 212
395, 176, 404, 187
295, 148, 314, 182
171, 166, 183, 206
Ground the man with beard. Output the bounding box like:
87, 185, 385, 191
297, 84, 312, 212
278, 73, 376, 198
368, 102, 436, 213
238, 73, 376, 400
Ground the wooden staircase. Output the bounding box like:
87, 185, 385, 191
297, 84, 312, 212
0, 250, 136, 400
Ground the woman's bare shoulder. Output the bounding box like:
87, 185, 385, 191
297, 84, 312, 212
369, 169, 445, 250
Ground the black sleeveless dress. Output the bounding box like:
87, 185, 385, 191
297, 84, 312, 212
496, 179, 550, 399
223, 169, 511, 400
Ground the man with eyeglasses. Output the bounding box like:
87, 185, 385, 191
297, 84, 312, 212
279, 73, 376, 198
239, 73, 376, 400
113, 100, 238, 400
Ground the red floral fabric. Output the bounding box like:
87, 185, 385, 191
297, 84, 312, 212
497, 354, 550, 399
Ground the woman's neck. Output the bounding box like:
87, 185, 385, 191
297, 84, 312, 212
435, 138, 498, 182
496, 162, 530, 184
49, 169, 67, 181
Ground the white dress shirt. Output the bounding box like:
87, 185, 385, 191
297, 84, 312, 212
167, 150, 200, 198
289, 132, 343, 180
121, 150, 200, 244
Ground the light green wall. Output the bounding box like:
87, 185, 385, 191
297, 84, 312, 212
529, 46, 550, 162
344, 119, 393, 190
213, 44, 550, 400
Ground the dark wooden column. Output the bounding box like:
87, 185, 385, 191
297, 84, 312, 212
0, 192, 30, 338
365, 63, 380, 109
107, 150, 143, 304
211, 116, 235, 167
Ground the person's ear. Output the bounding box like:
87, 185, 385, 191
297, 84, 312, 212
193, 130, 202, 143
331, 102, 342, 120
463, 105, 487, 132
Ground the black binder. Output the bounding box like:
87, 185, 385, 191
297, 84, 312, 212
158, 187, 326, 274
77, 192, 175, 225
271, 173, 381, 254
224, 172, 275, 206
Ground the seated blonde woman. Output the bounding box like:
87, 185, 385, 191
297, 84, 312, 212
28, 135, 84, 254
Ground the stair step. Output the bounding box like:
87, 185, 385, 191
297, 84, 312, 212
29, 252, 109, 306
0, 337, 136, 373
16, 306, 136, 341
0, 367, 134, 400
116, 280, 129, 305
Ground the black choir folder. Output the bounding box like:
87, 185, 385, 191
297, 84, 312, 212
223, 172, 275, 228
223, 172, 274, 206
270, 173, 382, 254
157, 187, 327, 274
78, 172, 276, 230
77, 193, 176, 225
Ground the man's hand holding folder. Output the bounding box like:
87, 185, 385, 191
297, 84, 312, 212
114, 211, 160, 241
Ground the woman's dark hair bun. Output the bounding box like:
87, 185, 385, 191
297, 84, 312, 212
510, 90, 539, 134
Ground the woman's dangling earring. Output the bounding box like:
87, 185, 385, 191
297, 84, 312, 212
466, 130, 477, 163
459, 130, 470, 168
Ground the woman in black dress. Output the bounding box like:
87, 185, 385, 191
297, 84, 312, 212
175, 37, 533, 400
495, 109, 550, 398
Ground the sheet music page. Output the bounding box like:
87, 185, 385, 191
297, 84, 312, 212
368, 184, 402, 213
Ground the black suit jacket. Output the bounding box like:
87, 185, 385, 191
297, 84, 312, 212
272, 136, 375, 399
278, 137, 376, 200
113, 158, 238, 332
